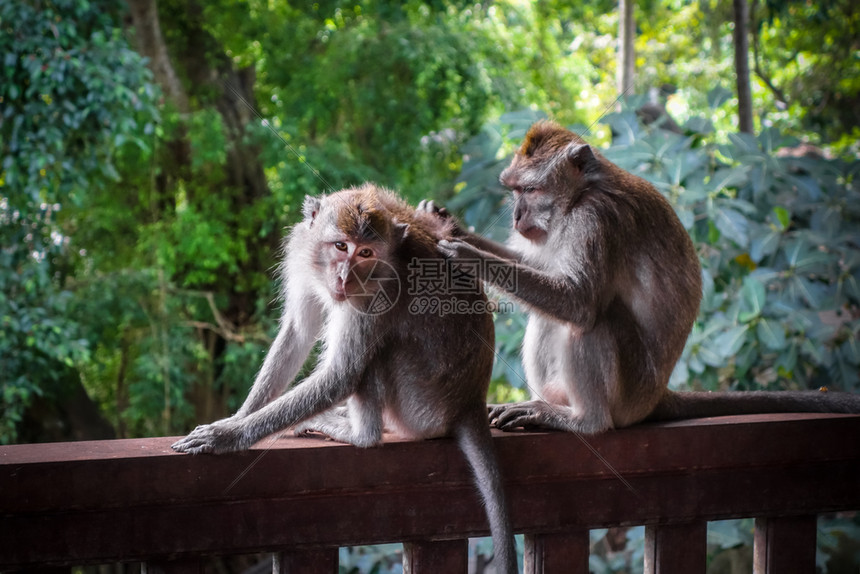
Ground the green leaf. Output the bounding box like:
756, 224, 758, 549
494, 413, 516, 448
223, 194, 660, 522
757, 318, 787, 351
835, 352, 860, 388
710, 166, 751, 193
707, 86, 733, 109
740, 277, 766, 321
841, 338, 860, 366
735, 344, 758, 378
789, 275, 828, 308
843, 273, 860, 304
773, 206, 790, 230
697, 344, 724, 368
727, 132, 761, 156
801, 339, 825, 364
704, 220, 719, 244
783, 239, 807, 268
684, 116, 714, 135
750, 229, 781, 263
775, 343, 798, 374
713, 206, 750, 247
713, 325, 749, 356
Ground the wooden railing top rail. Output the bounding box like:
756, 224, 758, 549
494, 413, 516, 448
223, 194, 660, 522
2, 413, 859, 568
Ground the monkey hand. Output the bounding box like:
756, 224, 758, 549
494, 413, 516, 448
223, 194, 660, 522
171, 417, 251, 454
417, 199, 450, 220
437, 238, 475, 260
417, 199, 463, 237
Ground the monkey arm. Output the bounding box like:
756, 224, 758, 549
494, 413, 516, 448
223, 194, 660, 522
416, 198, 524, 262
439, 239, 602, 328
170, 366, 362, 454
457, 231, 524, 263
172, 312, 383, 455
235, 295, 323, 418
171, 337, 372, 454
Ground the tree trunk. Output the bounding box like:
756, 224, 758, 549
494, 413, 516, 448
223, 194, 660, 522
126, 0, 189, 114
733, 0, 754, 134
125, 0, 276, 423
618, 0, 636, 97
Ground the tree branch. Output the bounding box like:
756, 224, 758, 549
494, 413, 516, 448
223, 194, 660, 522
750, 3, 789, 107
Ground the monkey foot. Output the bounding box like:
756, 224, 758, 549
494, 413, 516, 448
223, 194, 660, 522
292, 425, 323, 438
292, 416, 336, 440
489, 400, 570, 432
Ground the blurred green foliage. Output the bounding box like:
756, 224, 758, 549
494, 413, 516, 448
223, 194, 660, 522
0, 0, 157, 441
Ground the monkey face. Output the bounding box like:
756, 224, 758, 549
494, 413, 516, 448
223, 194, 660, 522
322, 239, 384, 302
314, 236, 400, 316
512, 189, 554, 242
500, 121, 601, 244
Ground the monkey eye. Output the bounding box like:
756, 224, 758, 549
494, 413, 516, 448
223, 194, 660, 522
522, 186, 536, 194
357, 248, 373, 258
334, 241, 348, 252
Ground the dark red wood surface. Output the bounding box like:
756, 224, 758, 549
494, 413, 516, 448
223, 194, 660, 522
753, 515, 818, 573
1, 413, 858, 568
644, 521, 707, 574
524, 530, 590, 574
402, 539, 468, 574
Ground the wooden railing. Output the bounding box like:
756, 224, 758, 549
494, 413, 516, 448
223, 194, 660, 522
2, 412, 859, 573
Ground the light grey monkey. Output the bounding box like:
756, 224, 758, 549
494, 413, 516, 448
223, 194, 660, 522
172, 184, 517, 574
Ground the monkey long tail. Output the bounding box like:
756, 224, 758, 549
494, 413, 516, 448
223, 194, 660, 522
454, 412, 518, 574
649, 389, 860, 421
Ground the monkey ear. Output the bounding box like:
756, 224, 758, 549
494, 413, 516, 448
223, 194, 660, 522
302, 196, 322, 223
566, 142, 598, 174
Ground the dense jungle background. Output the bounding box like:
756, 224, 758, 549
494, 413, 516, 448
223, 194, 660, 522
2, 0, 858, 572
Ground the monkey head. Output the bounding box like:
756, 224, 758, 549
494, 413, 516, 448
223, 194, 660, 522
302, 187, 406, 309
499, 120, 601, 242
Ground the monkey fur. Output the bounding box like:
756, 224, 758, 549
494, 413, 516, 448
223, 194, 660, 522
424, 120, 860, 434
172, 184, 517, 574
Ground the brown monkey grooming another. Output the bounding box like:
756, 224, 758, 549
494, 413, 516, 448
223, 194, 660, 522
172, 184, 517, 574
423, 120, 860, 434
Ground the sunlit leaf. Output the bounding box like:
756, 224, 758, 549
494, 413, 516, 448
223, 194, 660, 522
710, 166, 751, 193
773, 206, 790, 230
707, 86, 733, 109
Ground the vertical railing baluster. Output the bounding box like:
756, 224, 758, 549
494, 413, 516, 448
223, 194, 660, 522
753, 515, 817, 573
644, 521, 707, 574
403, 539, 468, 573
524, 530, 590, 574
